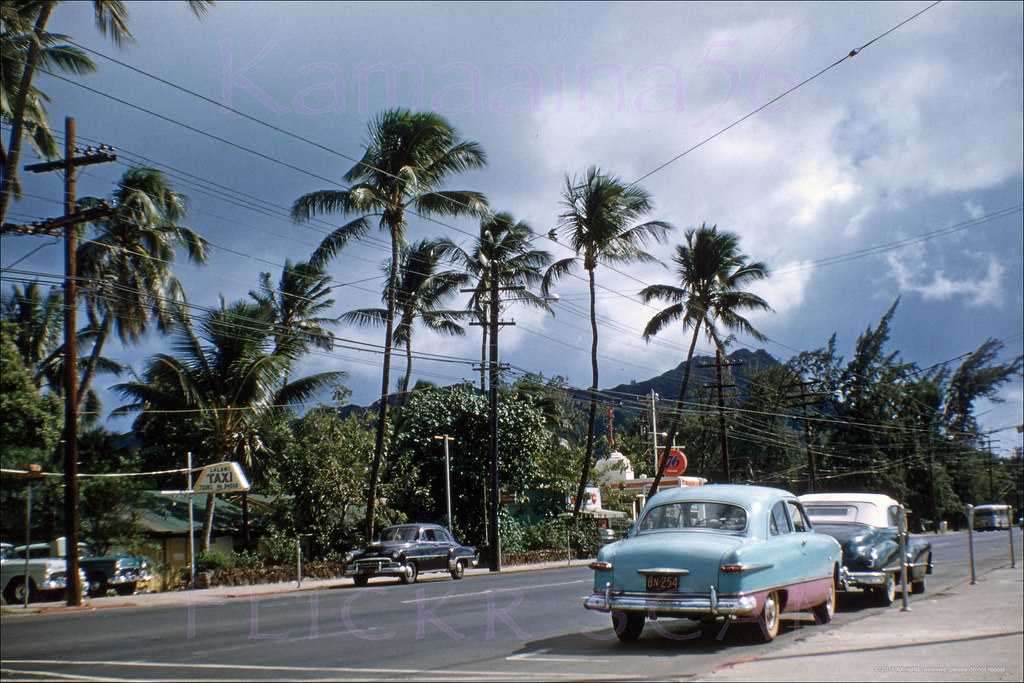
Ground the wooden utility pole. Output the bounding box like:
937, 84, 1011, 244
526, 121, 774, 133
784, 379, 826, 494
700, 352, 742, 483
466, 270, 519, 573
8, 118, 116, 606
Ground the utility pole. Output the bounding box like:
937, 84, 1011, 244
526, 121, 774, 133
434, 435, 455, 531
649, 390, 659, 475
466, 266, 520, 573
3, 118, 116, 606
784, 379, 826, 494
700, 352, 742, 483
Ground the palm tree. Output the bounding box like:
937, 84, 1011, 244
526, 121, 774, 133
76, 167, 208, 410
2, 281, 63, 387
641, 224, 771, 491
114, 299, 345, 550
437, 212, 554, 390
1, 3, 95, 201
0, 0, 211, 224
343, 239, 467, 402
2, 281, 123, 419
547, 167, 672, 519
249, 259, 337, 378
291, 108, 488, 540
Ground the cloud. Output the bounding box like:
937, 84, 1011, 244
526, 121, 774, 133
887, 248, 1007, 308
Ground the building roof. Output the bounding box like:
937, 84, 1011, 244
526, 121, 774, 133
134, 491, 271, 536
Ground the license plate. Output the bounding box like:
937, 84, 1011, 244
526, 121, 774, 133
646, 574, 678, 592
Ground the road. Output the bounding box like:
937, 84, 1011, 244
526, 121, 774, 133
1, 528, 1020, 681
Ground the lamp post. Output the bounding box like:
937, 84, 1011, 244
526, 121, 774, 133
434, 435, 455, 531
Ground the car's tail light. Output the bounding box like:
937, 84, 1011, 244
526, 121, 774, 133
589, 561, 613, 570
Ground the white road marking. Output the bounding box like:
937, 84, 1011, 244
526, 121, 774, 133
2, 659, 627, 681
399, 579, 585, 604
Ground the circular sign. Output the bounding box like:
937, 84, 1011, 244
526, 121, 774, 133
660, 449, 688, 477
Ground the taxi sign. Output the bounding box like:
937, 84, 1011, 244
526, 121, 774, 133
194, 461, 250, 494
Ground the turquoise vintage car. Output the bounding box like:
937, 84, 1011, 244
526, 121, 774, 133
584, 484, 841, 642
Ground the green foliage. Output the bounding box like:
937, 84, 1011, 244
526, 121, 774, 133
276, 406, 373, 558
231, 549, 264, 569
0, 321, 64, 542
498, 510, 526, 553
388, 383, 548, 546
195, 550, 233, 572
260, 527, 297, 566
77, 427, 145, 556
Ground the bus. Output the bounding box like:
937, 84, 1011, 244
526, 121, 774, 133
973, 504, 1012, 531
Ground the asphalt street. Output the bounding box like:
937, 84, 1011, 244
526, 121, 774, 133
2, 528, 1021, 681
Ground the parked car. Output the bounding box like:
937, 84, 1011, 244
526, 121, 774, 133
584, 484, 841, 642
1, 542, 84, 604
13, 541, 153, 597
345, 523, 477, 586
800, 493, 933, 606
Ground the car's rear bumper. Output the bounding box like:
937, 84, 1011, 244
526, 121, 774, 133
583, 584, 759, 617
842, 568, 888, 588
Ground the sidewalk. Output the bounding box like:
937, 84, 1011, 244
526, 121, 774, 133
699, 565, 1023, 682
0, 559, 579, 614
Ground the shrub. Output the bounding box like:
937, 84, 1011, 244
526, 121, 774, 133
195, 550, 233, 572
231, 549, 264, 569
498, 510, 526, 553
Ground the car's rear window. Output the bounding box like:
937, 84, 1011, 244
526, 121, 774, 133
805, 505, 858, 522
638, 502, 747, 533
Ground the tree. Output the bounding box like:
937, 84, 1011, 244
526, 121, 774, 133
0, 0, 212, 224
2, 281, 63, 388
388, 383, 547, 546
0, 2, 94, 200
291, 108, 488, 540
113, 299, 345, 550
438, 212, 554, 390
547, 167, 671, 519
249, 259, 337, 381
0, 319, 64, 542
277, 406, 374, 558
77, 167, 209, 410
641, 224, 770, 492
76, 426, 142, 556
343, 240, 467, 402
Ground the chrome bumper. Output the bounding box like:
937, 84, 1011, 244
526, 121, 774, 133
583, 583, 759, 617
346, 558, 405, 577
110, 570, 153, 586
842, 569, 888, 588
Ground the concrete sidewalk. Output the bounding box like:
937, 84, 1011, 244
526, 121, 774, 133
699, 565, 1023, 682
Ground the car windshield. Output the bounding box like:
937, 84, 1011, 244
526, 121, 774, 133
638, 502, 747, 533
379, 527, 418, 542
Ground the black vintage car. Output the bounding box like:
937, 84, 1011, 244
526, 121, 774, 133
800, 493, 933, 606
345, 523, 477, 586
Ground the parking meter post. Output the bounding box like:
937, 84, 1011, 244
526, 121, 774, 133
296, 538, 302, 589
24, 477, 32, 608
898, 505, 910, 612
966, 504, 976, 585
1008, 507, 1016, 569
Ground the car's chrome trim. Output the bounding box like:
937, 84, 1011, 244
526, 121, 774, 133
843, 569, 887, 586
637, 568, 691, 576
584, 590, 759, 617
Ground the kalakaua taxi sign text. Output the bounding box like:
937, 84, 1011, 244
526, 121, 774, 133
194, 461, 250, 494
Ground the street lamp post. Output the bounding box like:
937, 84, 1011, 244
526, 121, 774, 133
434, 435, 454, 531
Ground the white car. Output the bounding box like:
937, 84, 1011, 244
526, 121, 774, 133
1, 542, 77, 604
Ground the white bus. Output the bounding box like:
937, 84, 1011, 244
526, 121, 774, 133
973, 504, 1012, 531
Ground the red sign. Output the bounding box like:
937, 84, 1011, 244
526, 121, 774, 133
659, 449, 687, 477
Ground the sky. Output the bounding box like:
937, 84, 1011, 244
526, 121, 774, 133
3, 1, 1022, 458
